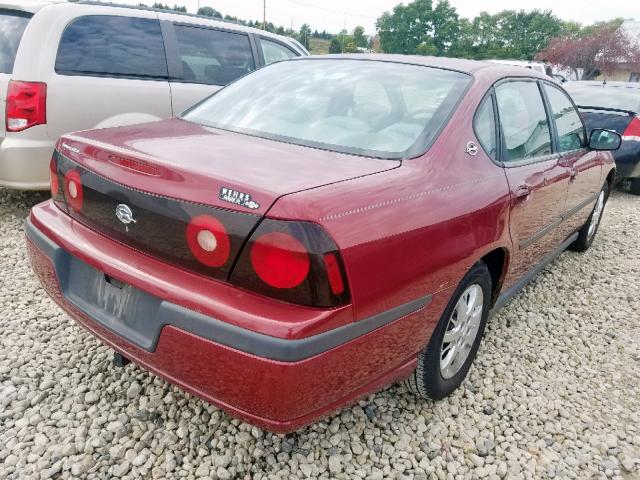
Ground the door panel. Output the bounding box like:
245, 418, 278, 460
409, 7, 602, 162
494, 80, 570, 287
48, 15, 172, 139
543, 83, 601, 236
502, 158, 570, 283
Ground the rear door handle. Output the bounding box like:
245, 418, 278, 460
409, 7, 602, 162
569, 168, 578, 182
514, 185, 531, 199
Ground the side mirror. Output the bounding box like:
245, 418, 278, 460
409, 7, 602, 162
589, 128, 621, 151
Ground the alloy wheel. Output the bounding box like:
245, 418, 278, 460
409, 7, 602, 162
440, 284, 484, 379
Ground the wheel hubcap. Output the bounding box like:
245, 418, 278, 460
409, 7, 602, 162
440, 284, 484, 380
587, 190, 605, 240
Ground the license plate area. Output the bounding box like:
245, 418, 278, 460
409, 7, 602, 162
60, 253, 163, 350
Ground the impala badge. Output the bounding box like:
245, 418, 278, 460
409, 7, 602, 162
115, 203, 136, 231
219, 187, 260, 210
466, 141, 479, 156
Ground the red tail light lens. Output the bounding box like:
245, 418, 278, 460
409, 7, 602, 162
323, 252, 345, 295
64, 169, 83, 211
623, 116, 640, 139
186, 215, 231, 267
6, 81, 47, 132
231, 219, 349, 307
49, 158, 59, 197
251, 232, 310, 289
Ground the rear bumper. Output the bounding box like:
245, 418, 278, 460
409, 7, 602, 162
613, 142, 640, 179
26, 201, 432, 432
0, 131, 53, 189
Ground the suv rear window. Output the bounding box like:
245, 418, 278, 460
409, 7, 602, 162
56, 15, 167, 79
0, 9, 31, 74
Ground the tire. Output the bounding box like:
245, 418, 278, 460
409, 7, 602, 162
569, 182, 609, 252
405, 262, 491, 400
630, 178, 640, 195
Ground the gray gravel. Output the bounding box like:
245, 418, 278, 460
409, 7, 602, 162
1, 187, 639, 480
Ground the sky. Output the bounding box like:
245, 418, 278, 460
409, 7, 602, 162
122, 0, 640, 34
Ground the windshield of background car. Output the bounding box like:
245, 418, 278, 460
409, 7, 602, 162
182, 59, 471, 159
566, 85, 640, 112
0, 10, 31, 74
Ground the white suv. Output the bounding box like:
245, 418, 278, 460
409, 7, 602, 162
0, 1, 307, 189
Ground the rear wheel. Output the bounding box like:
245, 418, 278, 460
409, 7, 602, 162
405, 262, 491, 399
569, 182, 609, 252
629, 178, 640, 195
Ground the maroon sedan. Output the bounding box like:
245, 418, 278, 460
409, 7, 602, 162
26, 55, 620, 432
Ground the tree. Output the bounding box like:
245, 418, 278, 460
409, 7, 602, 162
536, 24, 640, 79
329, 38, 342, 54
197, 6, 222, 18
376, 0, 460, 56
353, 26, 368, 49
299, 23, 312, 49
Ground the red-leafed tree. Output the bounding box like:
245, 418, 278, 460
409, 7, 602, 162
536, 24, 640, 79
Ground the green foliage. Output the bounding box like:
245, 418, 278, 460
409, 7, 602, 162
376, 0, 577, 60
329, 38, 342, 54
376, 0, 460, 56
151, 3, 186, 12
299, 24, 312, 49
353, 26, 368, 48
197, 6, 222, 18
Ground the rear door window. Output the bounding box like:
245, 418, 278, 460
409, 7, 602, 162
473, 95, 497, 159
495, 81, 553, 162
55, 15, 168, 79
0, 9, 32, 74
259, 38, 297, 65
544, 84, 586, 152
173, 25, 254, 85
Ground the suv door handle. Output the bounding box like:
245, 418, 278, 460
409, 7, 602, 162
514, 185, 531, 199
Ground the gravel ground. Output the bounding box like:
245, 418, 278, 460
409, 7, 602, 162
0, 187, 639, 480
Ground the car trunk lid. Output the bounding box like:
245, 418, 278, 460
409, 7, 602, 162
60, 117, 399, 213
579, 109, 636, 136
54, 117, 399, 281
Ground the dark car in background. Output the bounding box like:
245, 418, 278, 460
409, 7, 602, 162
565, 81, 640, 194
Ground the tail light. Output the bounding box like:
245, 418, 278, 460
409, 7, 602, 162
63, 169, 83, 211
186, 215, 231, 267
6, 81, 47, 132
49, 157, 59, 197
622, 116, 640, 140
230, 219, 349, 307
251, 232, 310, 289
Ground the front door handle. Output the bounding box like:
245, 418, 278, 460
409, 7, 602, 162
514, 185, 531, 199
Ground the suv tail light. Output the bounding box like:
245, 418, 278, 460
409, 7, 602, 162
623, 116, 640, 140
6, 80, 47, 132
230, 219, 350, 307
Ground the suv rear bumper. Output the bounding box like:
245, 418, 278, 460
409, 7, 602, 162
26, 200, 432, 432
0, 134, 53, 189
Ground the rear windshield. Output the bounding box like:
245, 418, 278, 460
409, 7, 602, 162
0, 10, 31, 74
182, 59, 471, 159
566, 85, 640, 112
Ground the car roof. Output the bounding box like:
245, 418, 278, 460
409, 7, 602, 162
6, 0, 305, 52
567, 81, 640, 89
291, 54, 553, 79
0, 0, 65, 14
